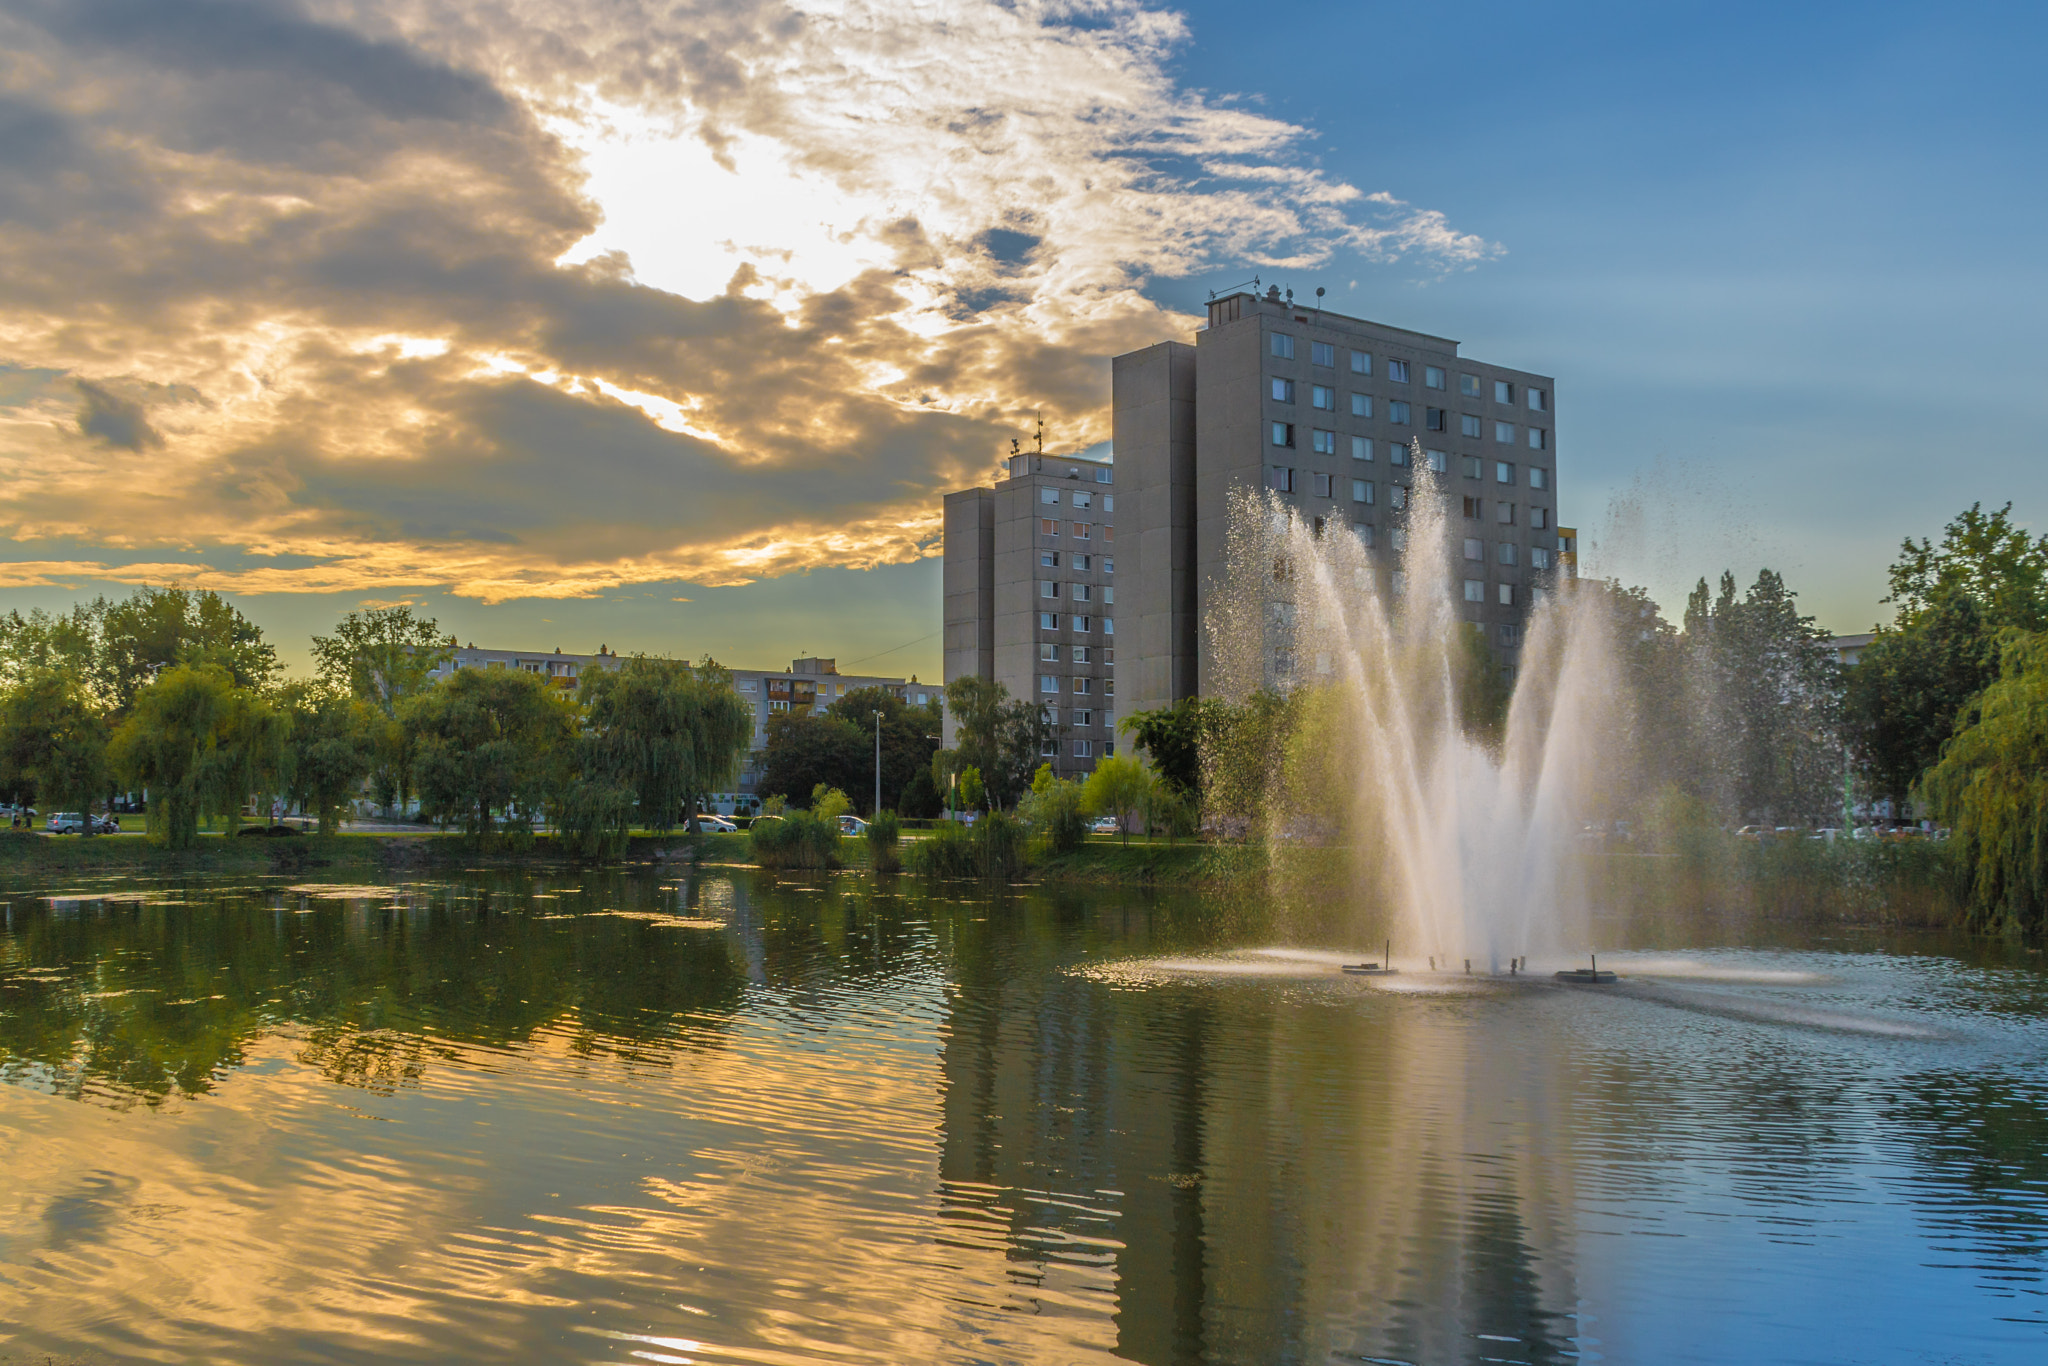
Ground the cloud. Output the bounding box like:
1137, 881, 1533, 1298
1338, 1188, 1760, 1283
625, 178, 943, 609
0, 0, 1503, 600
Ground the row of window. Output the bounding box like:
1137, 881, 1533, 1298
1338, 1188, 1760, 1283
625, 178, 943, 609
1039, 581, 1115, 602
1462, 538, 1556, 569
1041, 708, 1113, 730
1039, 551, 1110, 571
1268, 433, 1551, 486
1039, 613, 1114, 633
1269, 334, 1549, 410
1268, 393, 1550, 448
1038, 518, 1114, 541
1039, 488, 1115, 511
1267, 467, 1551, 526
1038, 675, 1107, 696
1044, 738, 1110, 759
1038, 644, 1109, 665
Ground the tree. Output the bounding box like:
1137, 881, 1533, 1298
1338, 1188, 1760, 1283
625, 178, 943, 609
200, 685, 288, 836
1019, 765, 1086, 854
1885, 502, 2048, 633
1917, 630, 2048, 934
108, 664, 239, 848
279, 683, 378, 834
578, 656, 700, 838
677, 658, 753, 832
944, 675, 1007, 796
99, 588, 277, 711
1121, 698, 1207, 799
1844, 592, 1999, 807
0, 669, 110, 826
758, 713, 869, 811
314, 607, 454, 817
1082, 755, 1154, 846
403, 668, 576, 838
0, 606, 101, 692
823, 686, 943, 815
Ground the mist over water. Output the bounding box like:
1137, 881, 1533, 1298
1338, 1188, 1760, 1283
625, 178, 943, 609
1204, 464, 1621, 968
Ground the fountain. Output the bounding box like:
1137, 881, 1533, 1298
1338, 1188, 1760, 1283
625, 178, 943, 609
1203, 440, 1624, 972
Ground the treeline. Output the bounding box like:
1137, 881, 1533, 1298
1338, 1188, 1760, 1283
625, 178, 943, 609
0, 593, 752, 852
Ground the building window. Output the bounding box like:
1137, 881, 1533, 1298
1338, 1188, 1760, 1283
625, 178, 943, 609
1041, 580, 1058, 598
1271, 332, 1295, 359
1426, 449, 1447, 472
1072, 583, 1091, 602
1311, 341, 1335, 367
1425, 366, 1446, 390
1073, 677, 1092, 695
1073, 708, 1093, 727
1042, 487, 1060, 504
1313, 470, 1333, 497
1351, 393, 1371, 418
1461, 414, 1482, 438
1071, 553, 1089, 571
1103, 524, 1113, 542
1531, 507, 1550, 530
1498, 502, 1516, 525
1390, 528, 1408, 552
1352, 478, 1373, 504
1102, 556, 1114, 574
1495, 380, 1515, 404
1073, 522, 1092, 539
1464, 537, 1484, 561
1351, 436, 1372, 461
1498, 623, 1521, 648
1350, 350, 1372, 375
1269, 465, 1295, 493
1460, 374, 1481, 398
1390, 485, 1408, 510
1531, 546, 1551, 570
1388, 359, 1410, 383
1528, 427, 1548, 450
1040, 643, 1059, 661
1425, 407, 1447, 431
1311, 429, 1336, 455
1354, 521, 1374, 546
1464, 579, 1485, 603
1073, 646, 1090, 664
1040, 517, 1058, 536
1311, 384, 1335, 410
1103, 617, 1114, 634
1097, 466, 1113, 483
1528, 387, 1547, 412
1271, 421, 1295, 447
1463, 496, 1483, 519
1039, 612, 1058, 630
1271, 377, 1295, 403
1461, 455, 1482, 479
1040, 550, 1059, 567
1495, 421, 1515, 443
1496, 461, 1515, 484
1498, 541, 1518, 566
1529, 468, 1547, 491
1073, 490, 1091, 508
1388, 400, 1411, 425
1101, 495, 1114, 513
1498, 583, 1515, 606
1390, 442, 1409, 466
1074, 739, 1093, 758
1039, 674, 1059, 693
1073, 615, 1091, 631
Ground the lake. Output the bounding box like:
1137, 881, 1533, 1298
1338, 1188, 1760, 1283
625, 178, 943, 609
1, 865, 2044, 1364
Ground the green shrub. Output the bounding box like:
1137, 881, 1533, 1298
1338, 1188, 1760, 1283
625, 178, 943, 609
750, 808, 844, 870
906, 811, 1030, 881
1020, 775, 1087, 856
866, 809, 902, 872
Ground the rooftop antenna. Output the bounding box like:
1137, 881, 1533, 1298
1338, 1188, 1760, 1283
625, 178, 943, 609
1314, 285, 1325, 323
1207, 274, 1260, 301
1034, 410, 1045, 454
1285, 287, 1294, 307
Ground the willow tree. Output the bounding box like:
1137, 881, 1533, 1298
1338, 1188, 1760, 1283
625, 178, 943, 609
1917, 630, 2048, 934
108, 664, 238, 848
404, 667, 577, 839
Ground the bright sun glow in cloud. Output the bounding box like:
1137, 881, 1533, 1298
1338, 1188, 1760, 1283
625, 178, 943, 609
0, 0, 1501, 602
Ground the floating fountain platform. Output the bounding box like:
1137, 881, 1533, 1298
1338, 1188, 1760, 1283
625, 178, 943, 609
1342, 963, 1398, 976
1554, 955, 1618, 985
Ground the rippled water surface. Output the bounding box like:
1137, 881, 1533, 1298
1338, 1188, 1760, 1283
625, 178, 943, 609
1, 867, 2044, 1364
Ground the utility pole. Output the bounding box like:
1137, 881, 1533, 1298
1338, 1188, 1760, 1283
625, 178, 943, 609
873, 710, 883, 818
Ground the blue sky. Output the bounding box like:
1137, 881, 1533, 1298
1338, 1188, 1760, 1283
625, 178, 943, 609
1, 0, 2042, 678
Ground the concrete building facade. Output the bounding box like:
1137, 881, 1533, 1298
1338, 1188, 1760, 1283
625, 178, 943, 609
945, 288, 1561, 752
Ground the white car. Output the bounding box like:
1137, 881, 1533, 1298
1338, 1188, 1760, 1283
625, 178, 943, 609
1090, 815, 1122, 835
698, 814, 738, 833
838, 814, 868, 835
45, 812, 90, 834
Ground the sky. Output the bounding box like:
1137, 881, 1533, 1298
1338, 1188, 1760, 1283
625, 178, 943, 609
0, 0, 2043, 680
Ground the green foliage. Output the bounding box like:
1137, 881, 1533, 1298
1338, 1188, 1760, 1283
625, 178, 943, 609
1455, 622, 1512, 745
955, 764, 985, 811
0, 605, 101, 692
811, 784, 852, 824
749, 808, 843, 870
865, 809, 902, 872
823, 686, 944, 815
898, 764, 941, 818
277, 683, 377, 835
758, 713, 868, 811
402, 667, 576, 839
1081, 755, 1152, 846
1120, 698, 1207, 799
1886, 501, 2048, 633
0, 669, 110, 823
1199, 690, 1297, 834
1845, 592, 2000, 806
107, 664, 240, 849
1917, 630, 2048, 934
942, 675, 1059, 810
576, 655, 750, 838
906, 810, 1030, 880
98, 588, 277, 712
1020, 772, 1087, 855
312, 607, 453, 714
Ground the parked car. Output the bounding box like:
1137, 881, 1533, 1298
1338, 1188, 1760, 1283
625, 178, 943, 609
45, 812, 90, 834
1090, 816, 1121, 835
698, 815, 738, 833
838, 814, 868, 836
92, 814, 121, 834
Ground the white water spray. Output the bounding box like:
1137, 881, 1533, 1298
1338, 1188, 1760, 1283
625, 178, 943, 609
1205, 450, 1622, 969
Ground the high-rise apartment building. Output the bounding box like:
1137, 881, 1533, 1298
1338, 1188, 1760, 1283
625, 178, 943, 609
945, 287, 1559, 767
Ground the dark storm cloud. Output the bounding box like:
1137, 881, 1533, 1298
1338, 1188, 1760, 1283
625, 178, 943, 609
75, 379, 163, 450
